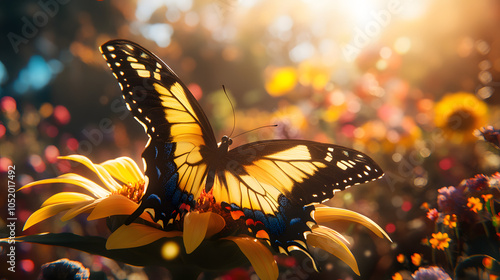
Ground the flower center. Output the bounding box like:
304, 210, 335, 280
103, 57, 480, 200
116, 180, 145, 203
445, 109, 476, 131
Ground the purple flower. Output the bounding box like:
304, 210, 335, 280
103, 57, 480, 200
412, 266, 451, 280
437, 186, 466, 214
476, 126, 500, 149
39, 258, 89, 280
461, 174, 489, 192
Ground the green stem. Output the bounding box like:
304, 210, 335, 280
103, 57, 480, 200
482, 221, 490, 238
445, 247, 454, 271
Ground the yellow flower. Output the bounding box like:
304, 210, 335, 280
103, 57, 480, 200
21, 155, 391, 280
108, 205, 391, 278
429, 232, 451, 250
297, 60, 330, 90
264, 66, 298, 96
434, 92, 488, 143
411, 253, 422, 266
20, 155, 151, 230
467, 197, 483, 213
443, 214, 457, 229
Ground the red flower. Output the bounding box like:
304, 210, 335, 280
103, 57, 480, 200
427, 208, 439, 221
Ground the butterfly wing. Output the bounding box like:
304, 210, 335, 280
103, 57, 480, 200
100, 40, 217, 226
213, 140, 383, 253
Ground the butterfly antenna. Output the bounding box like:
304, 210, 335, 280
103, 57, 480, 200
222, 85, 236, 137
232, 124, 278, 139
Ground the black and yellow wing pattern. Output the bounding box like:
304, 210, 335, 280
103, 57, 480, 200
100, 39, 384, 257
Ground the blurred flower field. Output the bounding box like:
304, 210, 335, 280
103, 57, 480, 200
1, 0, 500, 279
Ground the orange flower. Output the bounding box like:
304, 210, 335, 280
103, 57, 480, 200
483, 256, 493, 269
467, 197, 483, 213
493, 213, 500, 227
396, 254, 405, 263
482, 194, 493, 202
411, 253, 422, 266
443, 214, 457, 229
421, 202, 430, 210
392, 272, 403, 280
429, 232, 451, 250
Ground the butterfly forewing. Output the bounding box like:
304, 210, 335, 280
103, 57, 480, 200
99, 40, 217, 148
212, 140, 383, 214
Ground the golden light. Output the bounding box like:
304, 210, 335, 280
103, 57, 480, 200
264, 67, 298, 96
394, 37, 411, 54
161, 241, 181, 261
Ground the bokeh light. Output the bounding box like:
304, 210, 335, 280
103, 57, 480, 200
161, 241, 180, 261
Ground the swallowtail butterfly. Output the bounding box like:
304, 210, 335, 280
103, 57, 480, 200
100, 39, 384, 261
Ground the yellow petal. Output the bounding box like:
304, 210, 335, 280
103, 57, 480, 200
61, 199, 102, 221
58, 155, 121, 192
19, 173, 109, 198
41, 192, 95, 207
23, 201, 86, 230
311, 225, 350, 245
100, 157, 144, 185
314, 207, 392, 241
106, 223, 182, 250
224, 236, 279, 280
182, 211, 226, 253
206, 212, 226, 238
183, 211, 211, 254
307, 229, 360, 275
87, 194, 154, 223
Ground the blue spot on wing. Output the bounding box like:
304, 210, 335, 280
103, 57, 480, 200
221, 195, 315, 252
129, 141, 195, 227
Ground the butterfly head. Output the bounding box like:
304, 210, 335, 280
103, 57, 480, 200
218, 135, 233, 151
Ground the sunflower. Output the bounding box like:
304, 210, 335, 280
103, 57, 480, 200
19, 155, 391, 280
434, 92, 488, 143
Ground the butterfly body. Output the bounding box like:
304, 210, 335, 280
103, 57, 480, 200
100, 39, 384, 257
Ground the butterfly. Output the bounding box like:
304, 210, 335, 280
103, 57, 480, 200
100, 39, 384, 260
